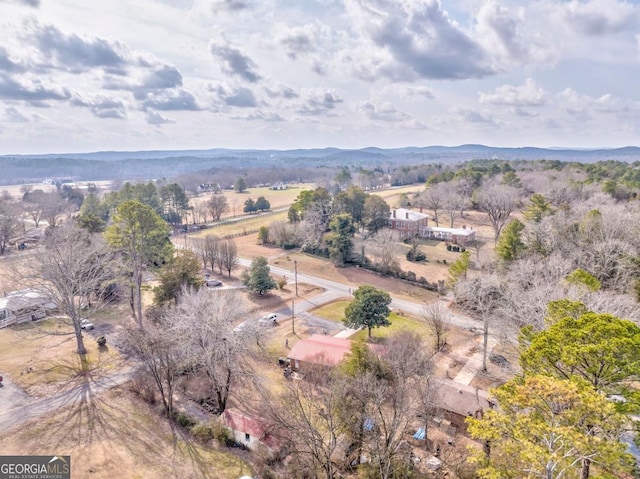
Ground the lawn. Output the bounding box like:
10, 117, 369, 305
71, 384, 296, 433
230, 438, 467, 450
0, 318, 126, 395
310, 300, 350, 322
0, 386, 253, 479
311, 300, 431, 341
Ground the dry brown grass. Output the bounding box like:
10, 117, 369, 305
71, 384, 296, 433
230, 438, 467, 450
0, 318, 127, 396
0, 387, 253, 479
189, 183, 314, 216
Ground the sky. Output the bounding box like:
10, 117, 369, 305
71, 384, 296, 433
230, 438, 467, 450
0, 0, 639, 154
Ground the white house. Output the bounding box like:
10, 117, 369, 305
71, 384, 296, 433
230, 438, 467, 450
420, 226, 476, 246
0, 289, 57, 329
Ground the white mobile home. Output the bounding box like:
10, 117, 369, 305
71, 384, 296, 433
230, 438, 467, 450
0, 289, 57, 329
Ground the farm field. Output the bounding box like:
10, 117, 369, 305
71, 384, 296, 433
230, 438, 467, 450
188, 210, 289, 239
189, 183, 314, 216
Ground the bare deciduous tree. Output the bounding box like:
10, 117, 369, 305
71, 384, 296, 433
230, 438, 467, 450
443, 185, 469, 228
269, 220, 301, 248
264, 365, 347, 479
475, 183, 520, 242
368, 229, 400, 274
207, 194, 228, 221
417, 183, 447, 227
202, 234, 220, 271
173, 287, 254, 414
364, 332, 435, 478
455, 274, 503, 372
192, 201, 209, 224
127, 319, 185, 418
218, 238, 238, 278
40, 191, 67, 228
422, 302, 450, 351
21, 223, 118, 356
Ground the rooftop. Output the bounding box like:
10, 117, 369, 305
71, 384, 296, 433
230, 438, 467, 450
390, 208, 429, 222
222, 408, 276, 448
288, 334, 353, 367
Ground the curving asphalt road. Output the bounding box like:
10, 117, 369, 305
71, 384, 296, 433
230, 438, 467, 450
0, 256, 477, 434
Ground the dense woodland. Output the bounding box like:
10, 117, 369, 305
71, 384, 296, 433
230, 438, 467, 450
2, 156, 640, 478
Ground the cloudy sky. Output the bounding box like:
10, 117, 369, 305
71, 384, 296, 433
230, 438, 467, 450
1, 0, 639, 154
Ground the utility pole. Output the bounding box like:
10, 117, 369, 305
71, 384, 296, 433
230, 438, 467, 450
291, 300, 295, 335
294, 259, 298, 296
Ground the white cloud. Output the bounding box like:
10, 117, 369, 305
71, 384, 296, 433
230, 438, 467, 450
145, 110, 173, 124
2, 106, 29, 122
479, 78, 547, 107
209, 37, 261, 83
0, 0, 638, 152
346, 0, 494, 80
359, 101, 411, 122
296, 88, 343, 116
475, 1, 557, 68
560, 0, 640, 35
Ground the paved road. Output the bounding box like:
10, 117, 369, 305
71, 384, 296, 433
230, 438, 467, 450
0, 257, 481, 434
239, 258, 480, 331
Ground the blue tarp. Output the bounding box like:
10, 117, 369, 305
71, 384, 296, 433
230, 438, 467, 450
363, 418, 375, 431
413, 427, 426, 440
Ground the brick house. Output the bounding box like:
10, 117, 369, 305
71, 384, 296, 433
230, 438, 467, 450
388, 208, 429, 239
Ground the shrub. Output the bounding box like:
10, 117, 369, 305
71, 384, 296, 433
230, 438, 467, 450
212, 421, 233, 446
129, 374, 156, 405
277, 277, 288, 290
406, 250, 426, 262
191, 422, 215, 442
96, 336, 107, 347
174, 412, 196, 428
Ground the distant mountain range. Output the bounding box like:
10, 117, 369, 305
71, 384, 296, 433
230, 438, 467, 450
4, 144, 640, 162
1, 145, 638, 185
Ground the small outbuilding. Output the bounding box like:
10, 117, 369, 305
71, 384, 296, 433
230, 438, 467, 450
222, 408, 277, 451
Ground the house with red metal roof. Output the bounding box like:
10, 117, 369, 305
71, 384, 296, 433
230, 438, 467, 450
287, 334, 354, 370
222, 408, 277, 451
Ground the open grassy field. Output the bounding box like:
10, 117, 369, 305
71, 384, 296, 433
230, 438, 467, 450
0, 318, 126, 396
0, 386, 253, 479
369, 184, 424, 208
311, 301, 430, 340
188, 210, 289, 239
189, 183, 313, 215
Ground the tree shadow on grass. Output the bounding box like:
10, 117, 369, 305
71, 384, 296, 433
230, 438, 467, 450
17, 371, 247, 478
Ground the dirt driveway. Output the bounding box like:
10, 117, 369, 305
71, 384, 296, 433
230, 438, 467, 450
0, 373, 33, 415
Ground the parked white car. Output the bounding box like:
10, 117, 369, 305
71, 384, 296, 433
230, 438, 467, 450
80, 318, 94, 330
258, 313, 278, 326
